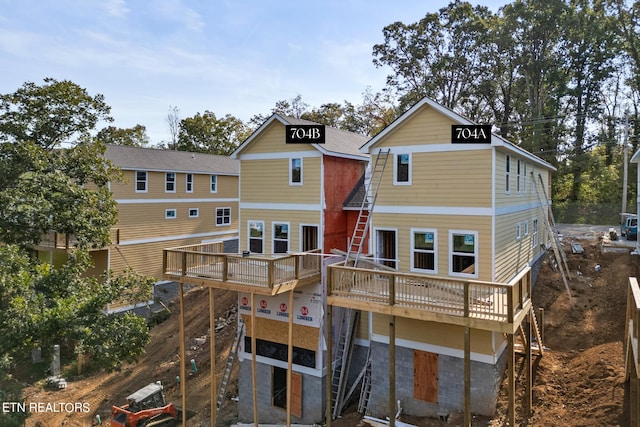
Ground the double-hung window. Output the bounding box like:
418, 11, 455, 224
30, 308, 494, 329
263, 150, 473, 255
290, 158, 302, 185
411, 229, 437, 273
165, 172, 176, 192
210, 175, 217, 193
273, 223, 289, 253
394, 153, 411, 185
186, 173, 193, 193
505, 155, 511, 194
135, 171, 147, 192
450, 231, 478, 277
248, 221, 264, 253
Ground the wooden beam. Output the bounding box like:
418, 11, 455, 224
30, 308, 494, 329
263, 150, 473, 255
389, 316, 396, 427
286, 289, 294, 426
179, 283, 187, 427
325, 304, 333, 426
464, 327, 471, 427
209, 288, 216, 426
525, 310, 532, 421
508, 333, 515, 427
251, 292, 258, 426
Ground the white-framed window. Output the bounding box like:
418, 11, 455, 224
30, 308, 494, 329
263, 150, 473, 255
524, 220, 529, 236
273, 222, 290, 253
165, 172, 176, 192
394, 153, 411, 185
532, 219, 538, 248
523, 163, 528, 194
449, 230, 478, 278
505, 154, 511, 194
290, 158, 302, 185
165, 209, 177, 219
210, 175, 217, 193
516, 223, 522, 241
411, 228, 437, 273
516, 158, 521, 194
186, 173, 193, 193
248, 220, 264, 254
188, 208, 199, 218
135, 171, 147, 193
216, 207, 231, 226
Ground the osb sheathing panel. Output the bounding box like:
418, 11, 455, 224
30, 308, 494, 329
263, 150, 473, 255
241, 314, 319, 351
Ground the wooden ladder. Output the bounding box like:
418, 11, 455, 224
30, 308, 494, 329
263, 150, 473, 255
215, 322, 244, 422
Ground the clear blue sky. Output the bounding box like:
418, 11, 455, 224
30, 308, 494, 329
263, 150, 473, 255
0, 0, 506, 145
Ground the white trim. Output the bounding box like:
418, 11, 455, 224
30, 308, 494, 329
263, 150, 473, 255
516, 222, 522, 240
377, 143, 493, 155
240, 202, 322, 211
165, 172, 176, 193
272, 221, 290, 254
371, 334, 502, 364
491, 148, 496, 282
216, 207, 232, 226
505, 154, 511, 195
373, 227, 399, 270
238, 150, 322, 161
374, 205, 492, 216
210, 174, 218, 193
165, 208, 177, 219
135, 170, 148, 193
118, 229, 239, 246
247, 220, 265, 254
289, 157, 303, 186
116, 198, 239, 204
393, 152, 412, 185
410, 228, 437, 274
185, 173, 194, 193
449, 230, 479, 278
188, 207, 199, 218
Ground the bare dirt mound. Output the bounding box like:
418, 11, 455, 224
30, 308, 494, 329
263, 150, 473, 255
23, 286, 239, 427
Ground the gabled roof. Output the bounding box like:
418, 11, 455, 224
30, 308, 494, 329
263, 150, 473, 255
104, 145, 239, 175
631, 149, 640, 164
361, 96, 556, 172
231, 114, 369, 161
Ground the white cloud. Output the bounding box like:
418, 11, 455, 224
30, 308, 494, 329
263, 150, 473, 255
102, 0, 129, 18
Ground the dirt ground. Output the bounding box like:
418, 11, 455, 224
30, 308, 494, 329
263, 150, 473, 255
21, 232, 638, 426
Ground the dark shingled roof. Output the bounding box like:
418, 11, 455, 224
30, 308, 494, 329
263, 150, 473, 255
103, 145, 239, 175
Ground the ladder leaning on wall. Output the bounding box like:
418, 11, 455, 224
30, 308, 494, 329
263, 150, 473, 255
532, 172, 572, 302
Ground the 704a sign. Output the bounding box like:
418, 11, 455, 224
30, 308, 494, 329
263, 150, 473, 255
286, 125, 325, 144
451, 125, 492, 144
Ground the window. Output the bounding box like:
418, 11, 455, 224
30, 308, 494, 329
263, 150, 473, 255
189, 208, 199, 218
273, 223, 289, 253
516, 223, 522, 241
135, 171, 147, 192
216, 207, 231, 226
186, 173, 193, 193
411, 229, 437, 273
516, 159, 521, 194
210, 175, 217, 193
165, 209, 176, 219
290, 158, 302, 185
523, 163, 528, 194
165, 172, 176, 192
505, 155, 510, 194
450, 231, 477, 277
524, 220, 529, 236
394, 153, 411, 184
532, 219, 538, 248
248, 221, 264, 253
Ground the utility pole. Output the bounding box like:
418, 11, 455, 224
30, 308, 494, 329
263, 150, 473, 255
623, 115, 629, 214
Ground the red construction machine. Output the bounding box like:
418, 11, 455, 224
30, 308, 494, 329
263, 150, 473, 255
111, 382, 180, 427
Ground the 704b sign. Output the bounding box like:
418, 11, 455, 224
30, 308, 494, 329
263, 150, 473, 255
451, 125, 492, 144
286, 125, 325, 144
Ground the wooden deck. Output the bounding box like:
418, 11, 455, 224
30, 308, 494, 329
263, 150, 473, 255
163, 244, 322, 295
327, 263, 532, 333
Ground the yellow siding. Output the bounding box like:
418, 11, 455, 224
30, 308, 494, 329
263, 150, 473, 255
372, 213, 493, 282
372, 313, 496, 355
375, 149, 493, 208
241, 121, 317, 154
239, 209, 320, 253
495, 149, 550, 209
240, 157, 321, 204
375, 105, 456, 147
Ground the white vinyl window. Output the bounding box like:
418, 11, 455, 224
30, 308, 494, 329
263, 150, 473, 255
210, 175, 218, 193
532, 219, 539, 248
186, 173, 193, 193
394, 153, 411, 185
248, 221, 264, 254
188, 208, 199, 218
411, 229, 437, 273
273, 222, 290, 253
516, 223, 522, 241
505, 155, 511, 194
165, 209, 176, 219
135, 171, 147, 193
449, 231, 478, 278
216, 207, 231, 226
290, 158, 302, 185
516, 159, 521, 194
165, 172, 176, 193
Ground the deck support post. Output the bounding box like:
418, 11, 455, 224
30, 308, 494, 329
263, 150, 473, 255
464, 326, 471, 427
325, 304, 333, 427
251, 292, 258, 426
508, 333, 515, 426
389, 316, 396, 427
209, 288, 216, 427
525, 312, 532, 420
286, 289, 294, 426
179, 282, 187, 427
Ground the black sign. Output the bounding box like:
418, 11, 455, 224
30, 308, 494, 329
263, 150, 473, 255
286, 125, 325, 144
451, 125, 492, 144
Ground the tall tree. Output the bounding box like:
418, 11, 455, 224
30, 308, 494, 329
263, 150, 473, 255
96, 124, 150, 147
177, 111, 250, 155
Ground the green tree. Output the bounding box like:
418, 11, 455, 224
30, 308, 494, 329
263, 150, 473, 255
0, 79, 152, 380
96, 124, 150, 147
176, 111, 250, 155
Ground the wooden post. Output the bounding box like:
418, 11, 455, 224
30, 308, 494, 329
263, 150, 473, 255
463, 282, 471, 427
325, 304, 333, 427
251, 292, 258, 426
179, 283, 187, 427
209, 288, 217, 426
538, 307, 545, 343
508, 333, 515, 427
389, 316, 396, 427
525, 311, 532, 420
286, 289, 294, 426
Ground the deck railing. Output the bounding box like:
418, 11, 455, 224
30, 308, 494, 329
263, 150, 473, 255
38, 229, 121, 250
163, 245, 321, 289
626, 277, 640, 379
328, 263, 530, 323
